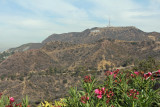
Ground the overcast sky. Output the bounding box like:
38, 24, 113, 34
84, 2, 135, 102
0, 0, 160, 52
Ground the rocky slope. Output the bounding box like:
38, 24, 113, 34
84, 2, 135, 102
1, 40, 158, 77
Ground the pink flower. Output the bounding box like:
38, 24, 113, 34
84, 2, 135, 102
84, 75, 92, 83
110, 72, 113, 75
81, 101, 85, 103
97, 95, 102, 99
10, 97, 15, 103
96, 89, 102, 95
144, 72, 152, 79
127, 89, 139, 100
106, 90, 114, 99
86, 97, 89, 100
95, 88, 106, 99
105, 71, 113, 76
99, 90, 102, 95
101, 87, 105, 94
80, 94, 89, 104
113, 74, 117, 78
101, 87, 105, 91
113, 69, 119, 74
95, 89, 100, 94
136, 91, 139, 95
134, 71, 139, 76
110, 91, 114, 96
148, 72, 152, 76
155, 70, 160, 75
131, 74, 134, 77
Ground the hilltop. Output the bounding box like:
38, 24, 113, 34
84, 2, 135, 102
42, 26, 160, 44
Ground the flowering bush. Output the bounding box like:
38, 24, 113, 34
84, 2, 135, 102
0, 94, 30, 107
65, 70, 160, 107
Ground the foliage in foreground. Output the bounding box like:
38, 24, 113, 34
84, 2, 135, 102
0, 94, 30, 107
65, 69, 160, 107
0, 69, 160, 107
38, 98, 67, 107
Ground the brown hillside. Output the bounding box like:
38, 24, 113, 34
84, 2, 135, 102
1, 40, 160, 77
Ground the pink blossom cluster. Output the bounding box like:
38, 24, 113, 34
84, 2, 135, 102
80, 94, 89, 104
94, 87, 106, 99
130, 71, 155, 80
106, 89, 114, 104
127, 89, 139, 100
131, 71, 140, 77
84, 75, 92, 83
155, 70, 160, 75
144, 72, 152, 80
94, 87, 114, 104
105, 69, 119, 78
10, 97, 15, 103
5, 97, 15, 107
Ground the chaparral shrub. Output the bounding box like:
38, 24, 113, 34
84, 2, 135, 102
64, 69, 160, 107
38, 98, 67, 107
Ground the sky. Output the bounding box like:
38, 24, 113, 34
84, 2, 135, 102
0, 0, 160, 52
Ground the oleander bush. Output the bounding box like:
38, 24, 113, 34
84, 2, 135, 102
0, 93, 30, 107
65, 69, 160, 107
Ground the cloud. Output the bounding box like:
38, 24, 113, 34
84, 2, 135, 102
13, 0, 89, 19
4, 0, 98, 30
4, 0, 160, 32
87, 0, 160, 31
0, 0, 160, 51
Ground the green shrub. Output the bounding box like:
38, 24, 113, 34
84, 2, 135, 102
0, 94, 30, 107
64, 69, 160, 107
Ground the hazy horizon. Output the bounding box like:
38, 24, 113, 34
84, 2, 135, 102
0, 0, 160, 52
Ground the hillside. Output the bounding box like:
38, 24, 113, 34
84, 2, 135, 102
0, 26, 160, 105
6, 43, 43, 53
0, 40, 160, 104
0, 40, 156, 76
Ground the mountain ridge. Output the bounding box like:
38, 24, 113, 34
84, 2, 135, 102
5, 26, 160, 53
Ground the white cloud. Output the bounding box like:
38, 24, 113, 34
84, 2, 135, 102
4, 0, 96, 30
13, 0, 88, 19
